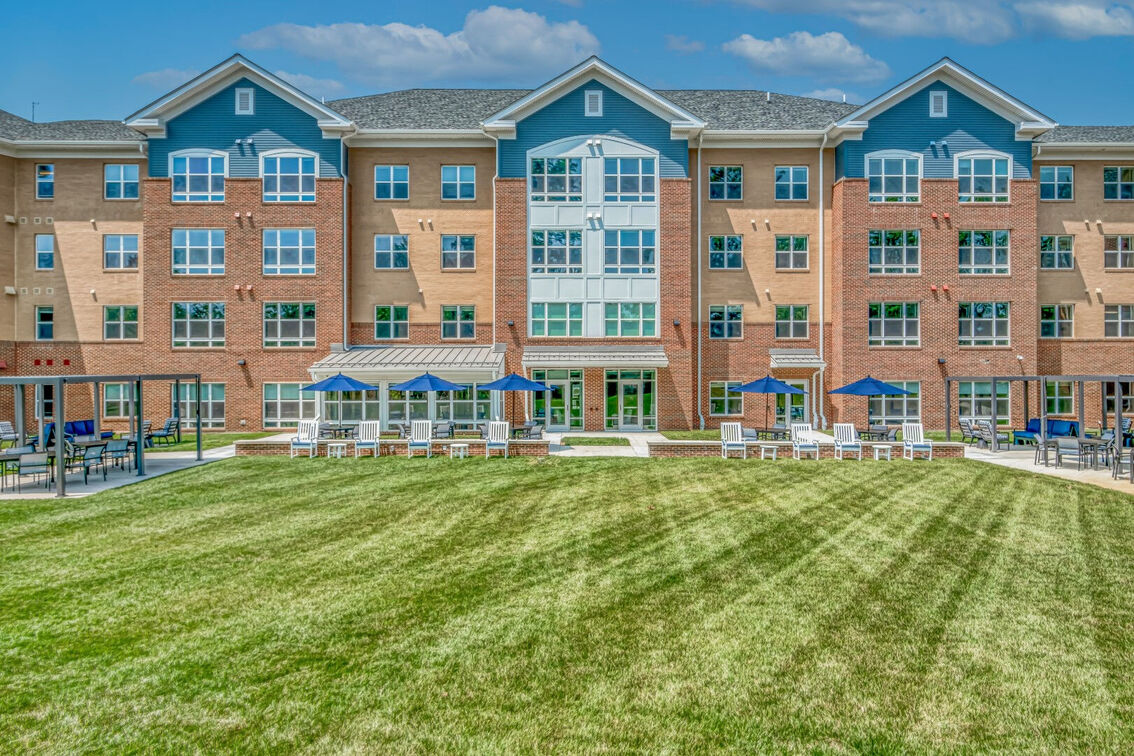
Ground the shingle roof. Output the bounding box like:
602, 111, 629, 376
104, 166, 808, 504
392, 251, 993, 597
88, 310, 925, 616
658, 90, 856, 130
0, 108, 142, 142
1035, 126, 1134, 144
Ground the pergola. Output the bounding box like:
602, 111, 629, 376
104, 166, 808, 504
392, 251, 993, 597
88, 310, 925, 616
944, 374, 1132, 454
0, 373, 202, 497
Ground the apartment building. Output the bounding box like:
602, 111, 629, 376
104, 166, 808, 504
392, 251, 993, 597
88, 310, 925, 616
1, 55, 1132, 432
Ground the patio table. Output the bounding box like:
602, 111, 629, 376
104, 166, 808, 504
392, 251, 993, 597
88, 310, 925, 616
857, 429, 891, 441
1077, 437, 1109, 470
322, 425, 356, 439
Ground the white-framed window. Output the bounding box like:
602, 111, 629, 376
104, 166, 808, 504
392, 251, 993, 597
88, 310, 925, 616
263, 383, 316, 428
35, 306, 53, 341
958, 302, 1010, 347
441, 235, 475, 269
1104, 382, 1134, 415
35, 234, 54, 270
263, 302, 316, 348
170, 150, 225, 202
958, 230, 1010, 275
775, 305, 808, 339
441, 305, 476, 339
708, 165, 742, 200
325, 390, 381, 424
870, 381, 921, 424
929, 90, 947, 118
957, 153, 1010, 203
958, 381, 1010, 425
441, 165, 475, 200
531, 229, 582, 274
103, 383, 135, 419
172, 302, 225, 348
262, 151, 316, 203
531, 302, 583, 337
374, 164, 409, 200
374, 234, 409, 270
1105, 305, 1134, 338
1039, 304, 1073, 339
104, 164, 139, 200
530, 157, 582, 202
262, 228, 315, 275
35, 163, 54, 199
176, 383, 225, 428
708, 235, 742, 269
1039, 165, 1073, 201
436, 384, 493, 423
868, 230, 920, 275
1046, 381, 1074, 415
235, 87, 254, 115
604, 229, 656, 274
385, 387, 426, 424
774, 235, 808, 269
103, 234, 139, 270
1104, 235, 1134, 269
867, 151, 920, 203
604, 157, 656, 202
585, 89, 603, 117
709, 381, 742, 416
604, 302, 656, 337
375, 305, 409, 340
172, 229, 225, 275
868, 302, 920, 347
709, 304, 742, 339
1040, 235, 1074, 270
103, 305, 139, 340
774, 165, 808, 201
1103, 166, 1134, 200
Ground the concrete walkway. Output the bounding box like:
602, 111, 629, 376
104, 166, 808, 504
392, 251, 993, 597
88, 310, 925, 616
964, 444, 1134, 495
545, 431, 663, 458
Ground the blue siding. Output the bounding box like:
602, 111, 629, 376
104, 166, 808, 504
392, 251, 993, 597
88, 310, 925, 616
499, 80, 688, 178
148, 78, 342, 178
837, 82, 1031, 180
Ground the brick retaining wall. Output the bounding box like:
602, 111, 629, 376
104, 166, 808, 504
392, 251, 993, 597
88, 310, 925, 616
647, 440, 965, 459
234, 438, 551, 457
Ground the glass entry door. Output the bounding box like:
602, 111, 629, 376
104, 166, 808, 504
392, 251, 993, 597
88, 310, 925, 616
775, 381, 808, 426
532, 369, 583, 431
619, 381, 643, 430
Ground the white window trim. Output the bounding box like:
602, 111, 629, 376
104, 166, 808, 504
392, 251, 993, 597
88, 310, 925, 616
954, 150, 1012, 203
584, 89, 603, 117
864, 150, 922, 203
171, 228, 225, 276
375, 305, 410, 341
373, 164, 410, 201
34, 234, 54, 271
35, 163, 53, 200
708, 304, 744, 340
529, 302, 584, 338
103, 305, 140, 341
168, 149, 228, 203
259, 149, 318, 203
262, 301, 317, 349
262, 228, 316, 276
374, 234, 410, 270
34, 306, 53, 341
262, 382, 317, 429
774, 165, 809, 202
103, 163, 140, 201
709, 380, 743, 417
958, 229, 1011, 276
930, 90, 947, 118
1039, 165, 1074, 202
441, 164, 476, 201
1039, 304, 1074, 339
235, 87, 255, 115
1039, 234, 1075, 270
775, 305, 810, 339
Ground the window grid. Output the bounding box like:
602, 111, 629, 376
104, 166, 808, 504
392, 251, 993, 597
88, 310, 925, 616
171, 153, 225, 202
103, 305, 139, 340
104, 164, 139, 200
103, 383, 134, 419
441, 165, 475, 200
604, 302, 656, 337
1040, 235, 1074, 270
531, 302, 583, 337
775, 305, 809, 339
604, 229, 656, 274
374, 165, 409, 200
172, 229, 225, 275
1039, 304, 1074, 339
263, 229, 315, 275
604, 157, 656, 202
375, 305, 409, 340
867, 154, 920, 202
263, 302, 316, 348
172, 302, 225, 348
530, 158, 582, 202
1103, 166, 1134, 200
709, 304, 743, 339
774, 235, 808, 270
868, 230, 920, 275
708, 235, 742, 269
774, 165, 808, 201
709, 381, 743, 416
869, 381, 921, 425
957, 156, 1009, 202
1105, 305, 1134, 338
958, 230, 1010, 275
441, 305, 476, 339
35, 164, 54, 199
958, 381, 1010, 425
176, 383, 225, 429
441, 235, 476, 269
531, 229, 582, 274
436, 385, 493, 423
1046, 381, 1074, 415
1104, 236, 1134, 269
958, 302, 1010, 346
103, 234, 139, 270
1039, 166, 1073, 201
374, 235, 409, 270
35, 306, 53, 341
708, 166, 742, 200
262, 154, 316, 202
263, 383, 317, 428
35, 234, 54, 270
868, 302, 920, 347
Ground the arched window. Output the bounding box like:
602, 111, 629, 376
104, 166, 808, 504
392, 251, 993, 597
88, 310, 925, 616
865, 150, 921, 203
261, 150, 317, 203
955, 151, 1011, 203
170, 149, 226, 203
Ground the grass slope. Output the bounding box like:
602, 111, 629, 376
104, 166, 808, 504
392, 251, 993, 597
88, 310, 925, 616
1, 457, 1131, 752
145, 431, 275, 453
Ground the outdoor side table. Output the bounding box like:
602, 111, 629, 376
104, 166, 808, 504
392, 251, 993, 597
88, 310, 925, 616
327, 442, 347, 458
450, 442, 469, 459
759, 444, 778, 460
873, 445, 893, 461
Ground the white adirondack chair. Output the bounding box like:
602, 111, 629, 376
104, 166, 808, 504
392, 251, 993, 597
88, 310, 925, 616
902, 422, 933, 460
408, 419, 433, 458
791, 422, 819, 460
290, 419, 319, 458
355, 420, 381, 458
833, 423, 863, 460
486, 420, 510, 458
720, 422, 747, 459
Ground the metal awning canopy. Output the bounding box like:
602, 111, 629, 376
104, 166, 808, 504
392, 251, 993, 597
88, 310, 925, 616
522, 345, 669, 368
309, 345, 505, 377
769, 348, 826, 369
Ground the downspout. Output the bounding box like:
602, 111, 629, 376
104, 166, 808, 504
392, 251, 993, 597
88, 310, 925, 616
817, 129, 829, 429
696, 131, 705, 429
341, 134, 349, 347
490, 133, 499, 347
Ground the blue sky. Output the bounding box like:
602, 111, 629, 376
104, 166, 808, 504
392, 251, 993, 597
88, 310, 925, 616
4, 0, 1134, 124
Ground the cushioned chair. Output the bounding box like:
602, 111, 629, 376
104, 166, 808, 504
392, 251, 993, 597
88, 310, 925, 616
1013, 418, 1041, 445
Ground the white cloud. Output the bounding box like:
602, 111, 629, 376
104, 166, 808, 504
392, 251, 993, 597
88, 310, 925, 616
723, 31, 890, 83
665, 34, 705, 53
132, 68, 200, 89
802, 87, 858, 103
274, 70, 344, 97
239, 6, 600, 86
1015, 2, 1134, 39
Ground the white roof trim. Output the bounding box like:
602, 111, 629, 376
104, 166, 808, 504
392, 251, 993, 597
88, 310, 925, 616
522, 345, 669, 368
481, 56, 706, 133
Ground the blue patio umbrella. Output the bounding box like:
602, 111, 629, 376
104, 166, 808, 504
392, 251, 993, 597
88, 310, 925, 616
389, 372, 466, 393
829, 375, 911, 426
302, 372, 380, 423
729, 375, 806, 429
480, 373, 551, 422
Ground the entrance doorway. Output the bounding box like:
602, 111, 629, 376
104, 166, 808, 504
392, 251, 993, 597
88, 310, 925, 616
604, 369, 657, 430
531, 369, 583, 431
775, 380, 808, 426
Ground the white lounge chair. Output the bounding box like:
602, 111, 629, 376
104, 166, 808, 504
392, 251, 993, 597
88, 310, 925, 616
0, 420, 18, 448
355, 420, 381, 458
408, 419, 432, 458
791, 422, 819, 460
486, 420, 510, 458
902, 422, 933, 460
833, 423, 862, 460
290, 419, 319, 458
720, 422, 747, 459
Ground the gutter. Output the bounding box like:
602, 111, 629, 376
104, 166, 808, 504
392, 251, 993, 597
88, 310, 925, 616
817, 128, 830, 430
341, 133, 350, 347
490, 133, 499, 348
696, 131, 705, 430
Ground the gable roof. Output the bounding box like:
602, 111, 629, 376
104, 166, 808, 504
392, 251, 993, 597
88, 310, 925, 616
660, 90, 855, 132
1035, 126, 1134, 145
0, 108, 142, 143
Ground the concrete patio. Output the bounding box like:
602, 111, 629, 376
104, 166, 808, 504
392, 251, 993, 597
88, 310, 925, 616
964, 445, 1134, 494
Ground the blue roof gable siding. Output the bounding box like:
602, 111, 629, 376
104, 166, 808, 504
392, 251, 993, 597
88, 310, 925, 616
499, 80, 688, 178
147, 78, 342, 179
836, 82, 1032, 181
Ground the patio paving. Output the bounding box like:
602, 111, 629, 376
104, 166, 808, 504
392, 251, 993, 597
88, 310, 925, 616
964, 444, 1134, 495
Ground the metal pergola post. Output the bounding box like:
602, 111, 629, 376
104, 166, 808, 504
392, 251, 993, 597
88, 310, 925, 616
1077, 380, 1085, 437
92, 382, 101, 440
174, 378, 182, 444
1116, 382, 1124, 450
54, 378, 66, 497
14, 384, 25, 445
195, 376, 202, 461
135, 378, 145, 477
1040, 377, 1049, 466
944, 379, 952, 442
990, 379, 999, 452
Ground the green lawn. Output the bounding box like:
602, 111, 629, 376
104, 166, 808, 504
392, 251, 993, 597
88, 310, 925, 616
560, 435, 631, 446
662, 428, 955, 441
144, 431, 275, 452
2, 457, 1132, 752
